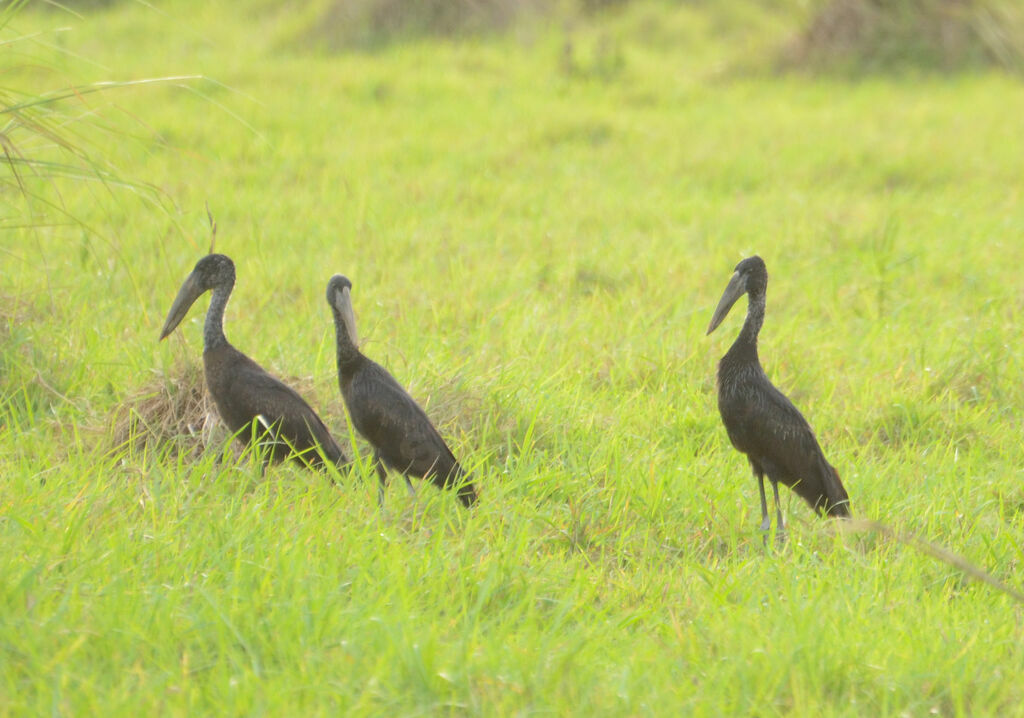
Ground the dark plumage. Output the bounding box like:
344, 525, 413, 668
706, 256, 850, 533
160, 254, 346, 470
326, 275, 478, 508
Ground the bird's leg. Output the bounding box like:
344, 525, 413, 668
402, 474, 421, 526
253, 414, 284, 475
249, 442, 270, 478
403, 475, 417, 499
772, 480, 787, 542
757, 473, 771, 533
374, 451, 388, 508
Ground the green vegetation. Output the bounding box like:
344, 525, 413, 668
3, 1, 1023, 715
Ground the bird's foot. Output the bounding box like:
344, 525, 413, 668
759, 520, 787, 548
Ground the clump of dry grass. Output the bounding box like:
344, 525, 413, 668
111, 363, 226, 459
110, 363, 358, 462
782, 0, 1024, 73
289, 0, 545, 51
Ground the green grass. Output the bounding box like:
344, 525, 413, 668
3, 1, 1024, 715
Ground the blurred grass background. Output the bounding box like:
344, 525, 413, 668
2, 0, 1023, 714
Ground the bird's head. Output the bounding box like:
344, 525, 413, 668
706, 255, 767, 335
159, 253, 236, 340
326, 274, 359, 347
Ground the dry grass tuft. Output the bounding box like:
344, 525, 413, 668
415, 371, 485, 437
291, 0, 545, 51
111, 363, 226, 459
110, 363, 355, 461
782, 0, 1024, 73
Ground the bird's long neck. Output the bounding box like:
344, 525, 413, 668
728, 291, 765, 363
333, 315, 362, 372
203, 283, 232, 351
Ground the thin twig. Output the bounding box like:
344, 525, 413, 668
843, 518, 1024, 603
206, 201, 217, 254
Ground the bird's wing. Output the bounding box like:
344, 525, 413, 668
348, 362, 459, 476
222, 359, 342, 461
724, 377, 825, 479
726, 375, 851, 514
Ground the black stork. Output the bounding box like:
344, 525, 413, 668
160, 254, 346, 471
326, 275, 478, 508
706, 256, 850, 534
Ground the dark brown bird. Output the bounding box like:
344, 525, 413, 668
160, 254, 346, 471
707, 256, 850, 534
326, 275, 478, 508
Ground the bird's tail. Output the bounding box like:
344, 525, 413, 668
457, 482, 479, 508
449, 465, 479, 508
790, 456, 851, 518
819, 458, 851, 518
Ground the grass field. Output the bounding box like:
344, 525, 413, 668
3, 1, 1024, 715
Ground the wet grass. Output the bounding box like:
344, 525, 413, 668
2, 1, 1023, 715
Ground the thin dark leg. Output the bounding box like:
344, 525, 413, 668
757, 472, 771, 533
254, 414, 277, 474
374, 451, 388, 507
772, 480, 786, 539
256, 439, 274, 477
402, 475, 417, 498
402, 474, 420, 524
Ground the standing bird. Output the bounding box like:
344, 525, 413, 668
160, 254, 346, 471
706, 256, 850, 534
326, 275, 478, 508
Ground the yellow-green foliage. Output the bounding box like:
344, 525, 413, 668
2, 1, 1023, 715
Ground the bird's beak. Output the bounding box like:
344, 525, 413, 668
706, 271, 746, 335
159, 271, 204, 340
336, 285, 359, 347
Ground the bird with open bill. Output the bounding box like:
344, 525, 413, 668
706, 255, 850, 536
160, 253, 346, 471
326, 274, 478, 508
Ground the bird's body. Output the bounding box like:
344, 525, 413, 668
202, 343, 345, 469
326, 275, 477, 507
707, 256, 849, 532
160, 254, 346, 470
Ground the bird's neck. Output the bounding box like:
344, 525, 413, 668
728, 292, 764, 363
333, 319, 362, 371
204, 284, 232, 351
